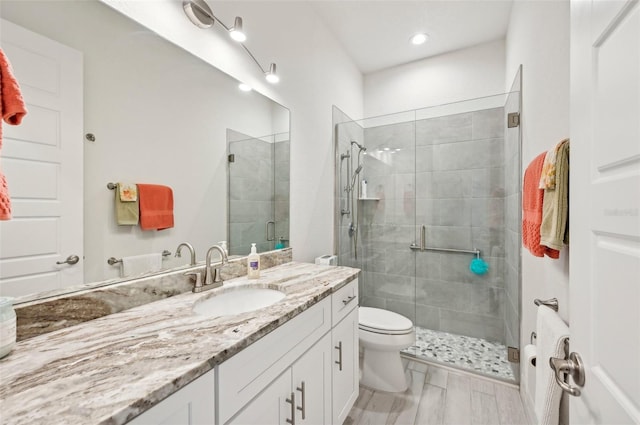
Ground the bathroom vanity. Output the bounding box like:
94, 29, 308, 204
0, 261, 359, 425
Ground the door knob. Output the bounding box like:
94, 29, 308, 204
56, 255, 80, 265
549, 351, 585, 396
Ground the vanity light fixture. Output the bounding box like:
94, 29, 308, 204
265, 63, 280, 84
229, 17, 246, 42
410, 33, 429, 45
183, 0, 279, 84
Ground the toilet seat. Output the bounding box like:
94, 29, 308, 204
359, 307, 413, 335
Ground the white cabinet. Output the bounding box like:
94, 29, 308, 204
218, 298, 332, 424
220, 279, 359, 425
331, 308, 358, 425
292, 332, 332, 424
229, 369, 291, 425
331, 284, 359, 425
128, 371, 215, 425
230, 332, 332, 425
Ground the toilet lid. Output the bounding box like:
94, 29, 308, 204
359, 307, 413, 334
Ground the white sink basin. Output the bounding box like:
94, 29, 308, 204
193, 287, 286, 317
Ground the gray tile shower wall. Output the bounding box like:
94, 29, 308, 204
358, 107, 508, 344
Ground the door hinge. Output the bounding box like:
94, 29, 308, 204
508, 346, 520, 363
507, 112, 520, 128
228, 154, 235, 163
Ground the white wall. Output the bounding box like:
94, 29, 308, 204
364, 39, 506, 117
102, 1, 364, 263
505, 0, 570, 418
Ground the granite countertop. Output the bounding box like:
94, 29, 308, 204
0, 262, 359, 425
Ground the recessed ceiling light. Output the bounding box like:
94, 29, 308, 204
411, 33, 429, 45
238, 83, 252, 92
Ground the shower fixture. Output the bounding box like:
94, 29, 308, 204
351, 140, 366, 151
183, 0, 279, 84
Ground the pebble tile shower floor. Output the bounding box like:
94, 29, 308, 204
402, 326, 515, 381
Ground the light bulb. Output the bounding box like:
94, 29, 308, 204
265, 63, 279, 84
229, 17, 246, 42
411, 33, 429, 45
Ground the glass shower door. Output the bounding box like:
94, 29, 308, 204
409, 95, 518, 381
227, 130, 276, 255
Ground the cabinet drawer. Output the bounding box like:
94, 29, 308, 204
331, 278, 358, 325
217, 297, 331, 424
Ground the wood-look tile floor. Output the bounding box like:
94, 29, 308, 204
345, 358, 529, 425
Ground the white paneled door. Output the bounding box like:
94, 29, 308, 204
570, 0, 640, 423
0, 20, 83, 297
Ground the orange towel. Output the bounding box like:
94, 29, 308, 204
522, 153, 560, 259
0, 48, 28, 221
137, 184, 174, 230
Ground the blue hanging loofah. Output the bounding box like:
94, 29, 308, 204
469, 257, 489, 275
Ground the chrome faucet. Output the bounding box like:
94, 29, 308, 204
175, 242, 197, 266
204, 245, 228, 288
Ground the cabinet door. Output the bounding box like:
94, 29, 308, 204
292, 332, 331, 425
332, 307, 359, 425
128, 372, 215, 425
228, 370, 292, 425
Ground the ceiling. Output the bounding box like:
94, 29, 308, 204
309, 1, 514, 74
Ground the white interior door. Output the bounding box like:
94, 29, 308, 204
570, 0, 640, 423
0, 19, 83, 297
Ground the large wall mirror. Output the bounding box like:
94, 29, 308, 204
0, 0, 290, 300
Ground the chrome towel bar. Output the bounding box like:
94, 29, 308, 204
108, 250, 172, 266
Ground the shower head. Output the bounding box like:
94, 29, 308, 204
351, 140, 366, 152
353, 165, 363, 175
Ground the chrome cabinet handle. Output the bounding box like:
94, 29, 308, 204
534, 297, 559, 312
56, 255, 79, 265
286, 392, 296, 424
342, 295, 356, 305
549, 352, 585, 397
335, 341, 343, 371
296, 381, 306, 420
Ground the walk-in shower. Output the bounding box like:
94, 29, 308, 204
333, 76, 522, 383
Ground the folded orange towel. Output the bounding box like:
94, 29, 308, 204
137, 184, 174, 231
522, 152, 560, 259
0, 48, 28, 221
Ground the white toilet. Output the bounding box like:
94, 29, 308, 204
359, 307, 415, 392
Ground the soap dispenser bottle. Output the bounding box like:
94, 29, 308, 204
247, 243, 260, 279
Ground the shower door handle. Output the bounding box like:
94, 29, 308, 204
266, 221, 275, 241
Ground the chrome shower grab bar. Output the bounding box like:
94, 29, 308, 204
410, 244, 481, 258
409, 224, 480, 258
534, 297, 559, 312
108, 250, 172, 266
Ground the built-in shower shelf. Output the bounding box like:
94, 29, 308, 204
358, 197, 380, 201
